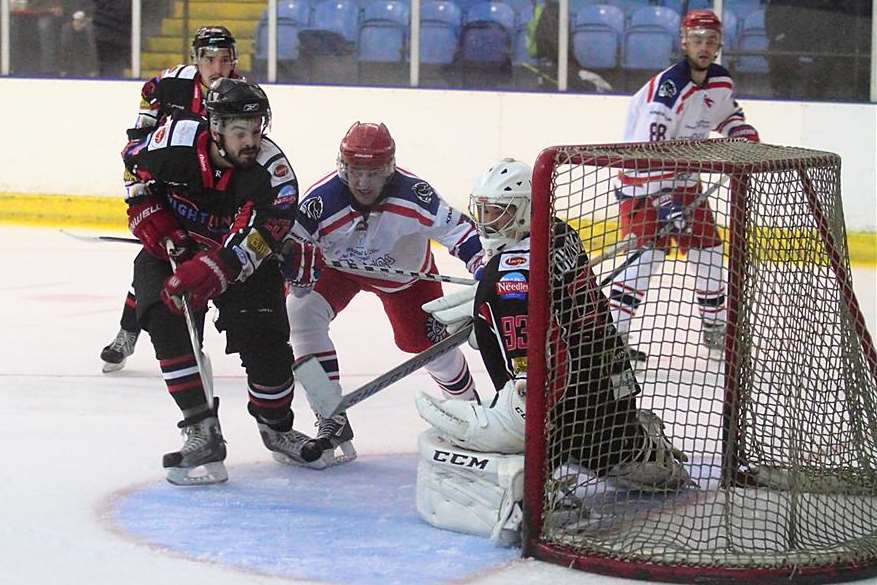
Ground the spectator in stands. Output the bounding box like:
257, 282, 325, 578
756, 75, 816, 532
527, 0, 612, 93
59, 10, 99, 77
92, 0, 131, 77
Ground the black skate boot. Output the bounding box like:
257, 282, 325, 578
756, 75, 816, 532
249, 404, 327, 469
313, 412, 357, 466
100, 329, 139, 373
163, 398, 228, 486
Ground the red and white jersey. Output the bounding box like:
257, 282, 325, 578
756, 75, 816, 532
618, 60, 750, 197
294, 168, 483, 293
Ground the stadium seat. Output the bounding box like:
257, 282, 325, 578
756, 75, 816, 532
460, 1, 515, 65
735, 8, 767, 73
278, 0, 312, 22
358, 1, 410, 62
419, 0, 462, 65
622, 5, 679, 71
601, 0, 649, 17
720, 8, 737, 51
659, 0, 712, 14
572, 4, 624, 70
309, 0, 360, 44
255, 1, 312, 61
725, 0, 762, 20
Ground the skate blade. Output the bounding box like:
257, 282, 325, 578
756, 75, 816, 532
166, 461, 228, 486
271, 451, 329, 470
102, 359, 127, 374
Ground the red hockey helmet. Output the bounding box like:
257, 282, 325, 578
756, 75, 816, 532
681, 10, 722, 35
339, 122, 396, 169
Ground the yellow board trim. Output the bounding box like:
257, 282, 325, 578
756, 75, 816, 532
2, 193, 875, 266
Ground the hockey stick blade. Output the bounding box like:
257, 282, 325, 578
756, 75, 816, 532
297, 324, 473, 418
59, 229, 139, 244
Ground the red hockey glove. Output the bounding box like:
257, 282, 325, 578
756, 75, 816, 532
728, 124, 760, 143
127, 196, 191, 260
160, 251, 237, 314
282, 238, 322, 297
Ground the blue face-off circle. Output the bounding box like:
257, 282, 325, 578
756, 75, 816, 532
110, 454, 518, 585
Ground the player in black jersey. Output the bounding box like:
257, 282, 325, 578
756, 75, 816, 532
123, 79, 322, 486
100, 26, 241, 373
414, 159, 691, 542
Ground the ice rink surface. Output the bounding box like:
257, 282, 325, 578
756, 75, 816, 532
2, 226, 876, 585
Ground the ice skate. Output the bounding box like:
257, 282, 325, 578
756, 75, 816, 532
606, 409, 693, 492
702, 322, 726, 353
313, 412, 357, 466
257, 421, 329, 470
100, 328, 139, 373
163, 398, 228, 486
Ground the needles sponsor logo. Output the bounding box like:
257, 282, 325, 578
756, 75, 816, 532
496, 272, 528, 300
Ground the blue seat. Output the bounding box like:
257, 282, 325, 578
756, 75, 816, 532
256, 3, 311, 60
460, 1, 515, 66
720, 8, 737, 50
278, 0, 311, 22
623, 6, 679, 70
725, 0, 761, 20
600, 0, 649, 17
311, 0, 360, 43
359, 0, 409, 62
736, 8, 767, 73
659, 0, 711, 14
572, 4, 623, 69
420, 0, 462, 64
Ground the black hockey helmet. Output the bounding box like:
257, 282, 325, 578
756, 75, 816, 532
192, 26, 237, 61
205, 78, 271, 133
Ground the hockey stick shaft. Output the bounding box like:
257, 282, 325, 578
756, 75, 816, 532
598, 177, 727, 288
166, 241, 214, 405
326, 259, 476, 286
60, 229, 140, 244
297, 324, 473, 418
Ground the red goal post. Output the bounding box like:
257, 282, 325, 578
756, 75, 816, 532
523, 139, 877, 584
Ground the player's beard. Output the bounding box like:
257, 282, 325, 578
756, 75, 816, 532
229, 146, 260, 168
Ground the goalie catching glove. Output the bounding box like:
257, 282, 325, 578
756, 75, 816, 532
161, 250, 238, 314
421, 284, 479, 348
415, 378, 526, 454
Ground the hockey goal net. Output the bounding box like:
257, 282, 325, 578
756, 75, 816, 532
523, 139, 877, 583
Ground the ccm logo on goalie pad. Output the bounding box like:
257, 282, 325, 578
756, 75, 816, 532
432, 449, 490, 470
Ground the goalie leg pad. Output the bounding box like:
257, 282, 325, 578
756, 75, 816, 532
415, 379, 525, 454
416, 429, 524, 546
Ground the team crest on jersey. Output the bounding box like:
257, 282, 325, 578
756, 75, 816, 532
657, 80, 677, 98
496, 272, 528, 300
152, 126, 167, 145
412, 182, 434, 204
301, 197, 324, 221
499, 254, 529, 271
425, 314, 447, 344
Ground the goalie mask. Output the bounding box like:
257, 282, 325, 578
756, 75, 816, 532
337, 122, 396, 207
206, 79, 271, 168
469, 158, 532, 256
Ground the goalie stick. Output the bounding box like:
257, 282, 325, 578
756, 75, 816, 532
296, 324, 473, 418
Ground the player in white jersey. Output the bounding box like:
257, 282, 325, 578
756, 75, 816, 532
285, 122, 485, 465
609, 10, 760, 360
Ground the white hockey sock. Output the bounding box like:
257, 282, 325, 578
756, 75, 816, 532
609, 248, 666, 338
688, 245, 727, 328
426, 348, 476, 400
